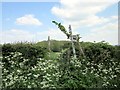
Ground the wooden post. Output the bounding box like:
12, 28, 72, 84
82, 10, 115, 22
48, 36, 51, 52
76, 35, 85, 58
69, 25, 76, 59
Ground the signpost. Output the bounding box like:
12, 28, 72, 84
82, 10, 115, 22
52, 21, 85, 59
69, 25, 76, 59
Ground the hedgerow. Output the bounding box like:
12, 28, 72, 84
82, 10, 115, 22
1, 42, 120, 89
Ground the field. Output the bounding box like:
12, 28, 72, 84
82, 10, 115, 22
1, 40, 120, 89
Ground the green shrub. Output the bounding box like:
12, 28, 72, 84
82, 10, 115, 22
2, 43, 47, 57
2, 42, 120, 88
2, 52, 60, 88
59, 42, 120, 88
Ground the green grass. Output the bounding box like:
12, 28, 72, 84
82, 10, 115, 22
45, 52, 61, 60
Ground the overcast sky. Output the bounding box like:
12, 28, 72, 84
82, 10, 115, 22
1, 0, 119, 45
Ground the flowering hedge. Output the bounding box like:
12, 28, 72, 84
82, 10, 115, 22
1, 42, 120, 89
2, 52, 120, 88
2, 52, 60, 88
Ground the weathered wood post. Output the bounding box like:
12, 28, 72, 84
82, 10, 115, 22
69, 25, 77, 59
48, 36, 51, 52
76, 34, 85, 58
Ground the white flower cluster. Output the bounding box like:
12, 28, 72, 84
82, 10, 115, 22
2, 51, 61, 88
2, 50, 120, 88
63, 56, 120, 88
